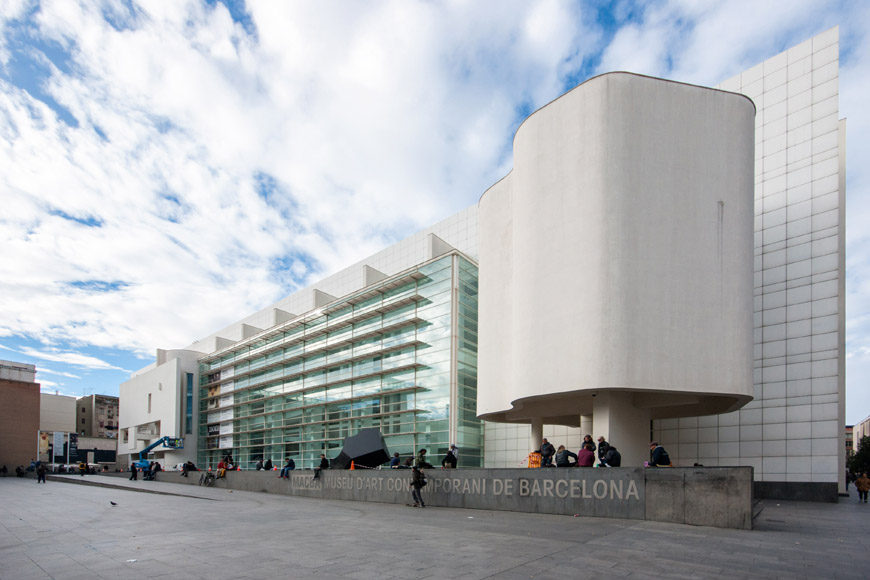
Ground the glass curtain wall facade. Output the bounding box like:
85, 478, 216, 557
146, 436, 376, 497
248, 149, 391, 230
197, 252, 481, 469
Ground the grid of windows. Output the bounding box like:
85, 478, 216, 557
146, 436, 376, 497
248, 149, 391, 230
197, 253, 482, 469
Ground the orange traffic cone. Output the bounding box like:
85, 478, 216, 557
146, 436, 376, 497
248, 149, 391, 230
350, 460, 355, 470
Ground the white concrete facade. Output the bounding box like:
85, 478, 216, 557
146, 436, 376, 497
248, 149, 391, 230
477, 72, 756, 466
118, 349, 201, 467
484, 30, 845, 493
653, 27, 845, 492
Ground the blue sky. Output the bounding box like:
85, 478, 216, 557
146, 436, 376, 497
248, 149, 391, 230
1, 1, 869, 423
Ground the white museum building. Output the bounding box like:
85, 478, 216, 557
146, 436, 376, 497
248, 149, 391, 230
119, 28, 845, 501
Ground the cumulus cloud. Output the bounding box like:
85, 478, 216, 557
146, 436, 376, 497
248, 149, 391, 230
17, 345, 129, 371
0, 0, 597, 356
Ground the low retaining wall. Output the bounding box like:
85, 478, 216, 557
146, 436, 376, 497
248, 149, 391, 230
157, 466, 753, 529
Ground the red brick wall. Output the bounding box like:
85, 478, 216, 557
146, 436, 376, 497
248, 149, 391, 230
0, 380, 40, 469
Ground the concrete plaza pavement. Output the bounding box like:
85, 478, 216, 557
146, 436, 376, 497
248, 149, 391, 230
1, 475, 868, 579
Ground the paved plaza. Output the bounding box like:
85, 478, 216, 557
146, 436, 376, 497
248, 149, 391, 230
0, 475, 868, 579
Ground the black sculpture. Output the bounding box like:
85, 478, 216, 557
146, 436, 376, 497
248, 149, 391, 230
331, 428, 391, 469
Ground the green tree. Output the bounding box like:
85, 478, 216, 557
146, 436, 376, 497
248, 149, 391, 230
848, 436, 870, 475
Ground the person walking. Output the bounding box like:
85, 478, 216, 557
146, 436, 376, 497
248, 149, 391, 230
856, 472, 870, 503
129, 464, 138, 481
36, 463, 46, 484
409, 466, 426, 508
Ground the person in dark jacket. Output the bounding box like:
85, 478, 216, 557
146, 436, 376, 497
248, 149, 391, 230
855, 472, 870, 503
410, 466, 426, 507
555, 445, 578, 467
596, 437, 610, 464
648, 442, 671, 467
279, 457, 295, 478
602, 446, 622, 467
582, 435, 596, 454
313, 454, 329, 480
36, 463, 47, 484
181, 461, 197, 477
263, 458, 273, 470
415, 449, 434, 469
129, 464, 138, 481
539, 439, 556, 467
441, 445, 458, 469
390, 453, 401, 468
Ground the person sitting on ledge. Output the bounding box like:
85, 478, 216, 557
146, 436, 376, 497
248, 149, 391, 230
389, 452, 401, 468
538, 438, 556, 467
255, 458, 264, 471
582, 434, 596, 453
596, 437, 610, 464
601, 446, 621, 467
279, 457, 295, 478
264, 458, 273, 471
441, 445, 458, 469
555, 445, 578, 467
577, 443, 595, 467
648, 442, 671, 467
313, 454, 329, 480
415, 449, 433, 469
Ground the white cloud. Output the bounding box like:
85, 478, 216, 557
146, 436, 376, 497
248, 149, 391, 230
0, 0, 598, 357
35, 365, 81, 379
18, 346, 129, 372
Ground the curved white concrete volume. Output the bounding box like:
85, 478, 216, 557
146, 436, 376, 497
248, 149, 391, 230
477, 72, 756, 465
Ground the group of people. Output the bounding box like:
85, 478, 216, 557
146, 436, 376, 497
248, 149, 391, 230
128, 461, 162, 481
389, 445, 459, 470
536, 436, 673, 468
537, 435, 623, 468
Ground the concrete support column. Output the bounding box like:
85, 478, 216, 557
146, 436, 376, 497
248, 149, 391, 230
530, 418, 543, 451
580, 414, 593, 438
592, 392, 651, 467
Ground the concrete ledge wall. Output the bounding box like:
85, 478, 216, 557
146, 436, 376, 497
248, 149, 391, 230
160, 467, 752, 529
645, 467, 754, 529
754, 481, 838, 503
